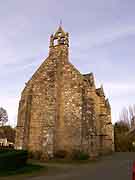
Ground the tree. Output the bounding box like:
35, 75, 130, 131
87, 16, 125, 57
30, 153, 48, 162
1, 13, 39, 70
114, 104, 135, 152
0, 125, 15, 143
119, 105, 135, 128
114, 121, 130, 151
0, 107, 8, 126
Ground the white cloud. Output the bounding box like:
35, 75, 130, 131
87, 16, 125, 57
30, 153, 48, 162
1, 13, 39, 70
104, 82, 135, 97
72, 25, 135, 50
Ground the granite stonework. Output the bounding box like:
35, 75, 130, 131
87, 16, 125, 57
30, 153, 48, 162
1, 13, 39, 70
15, 26, 114, 159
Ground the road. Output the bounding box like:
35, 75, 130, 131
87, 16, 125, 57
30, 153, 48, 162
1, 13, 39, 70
26, 152, 134, 180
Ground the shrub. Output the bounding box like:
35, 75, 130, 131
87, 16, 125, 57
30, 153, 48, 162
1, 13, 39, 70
0, 150, 28, 170
71, 149, 89, 160
28, 150, 42, 160
0, 147, 14, 153
54, 150, 67, 159
0, 149, 11, 154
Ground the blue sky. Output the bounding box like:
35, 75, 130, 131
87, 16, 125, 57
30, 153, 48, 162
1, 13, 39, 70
0, 0, 135, 126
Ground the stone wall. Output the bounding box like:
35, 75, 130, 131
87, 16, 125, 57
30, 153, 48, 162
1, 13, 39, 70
15, 26, 114, 159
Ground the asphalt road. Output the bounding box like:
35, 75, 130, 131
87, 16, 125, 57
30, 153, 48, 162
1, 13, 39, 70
26, 152, 135, 180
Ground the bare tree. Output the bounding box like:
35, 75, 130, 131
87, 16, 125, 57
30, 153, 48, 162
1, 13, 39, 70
129, 105, 135, 127
119, 105, 135, 129
0, 107, 8, 126
114, 105, 135, 151
119, 107, 130, 128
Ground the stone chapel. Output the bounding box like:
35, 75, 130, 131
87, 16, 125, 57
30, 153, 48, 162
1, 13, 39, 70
15, 26, 114, 159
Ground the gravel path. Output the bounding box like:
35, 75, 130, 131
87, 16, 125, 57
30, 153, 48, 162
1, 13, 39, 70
28, 152, 134, 180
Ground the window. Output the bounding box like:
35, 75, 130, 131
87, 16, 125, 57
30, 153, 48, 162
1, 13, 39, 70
54, 39, 58, 46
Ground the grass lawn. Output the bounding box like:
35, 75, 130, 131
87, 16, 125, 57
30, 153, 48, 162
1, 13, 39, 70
0, 158, 100, 179
0, 163, 46, 179
41, 157, 99, 165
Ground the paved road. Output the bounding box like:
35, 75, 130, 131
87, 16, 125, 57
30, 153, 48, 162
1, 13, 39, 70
27, 152, 135, 180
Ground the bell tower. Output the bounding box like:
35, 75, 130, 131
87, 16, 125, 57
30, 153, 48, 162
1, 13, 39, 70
49, 25, 69, 57
49, 25, 69, 47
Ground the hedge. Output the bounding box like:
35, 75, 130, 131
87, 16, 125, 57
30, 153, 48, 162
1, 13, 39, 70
71, 150, 89, 160
0, 150, 28, 170
0, 149, 13, 154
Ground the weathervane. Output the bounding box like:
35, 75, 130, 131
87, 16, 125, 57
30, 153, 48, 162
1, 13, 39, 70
60, 19, 62, 26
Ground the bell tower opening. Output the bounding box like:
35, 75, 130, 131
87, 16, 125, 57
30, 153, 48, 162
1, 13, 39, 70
49, 25, 69, 48
53, 39, 58, 46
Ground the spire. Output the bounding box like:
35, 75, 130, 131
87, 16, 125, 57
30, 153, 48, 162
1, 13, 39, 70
60, 19, 62, 26
100, 84, 105, 97
83, 72, 95, 87
54, 25, 66, 38
105, 99, 111, 113
105, 99, 111, 109
49, 24, 69, 48
96, 84, 105, 97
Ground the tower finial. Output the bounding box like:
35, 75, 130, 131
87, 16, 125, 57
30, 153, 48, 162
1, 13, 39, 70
60, 19, 62, 27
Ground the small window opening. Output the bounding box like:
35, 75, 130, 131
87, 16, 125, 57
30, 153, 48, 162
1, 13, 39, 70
54, 39, 58, 46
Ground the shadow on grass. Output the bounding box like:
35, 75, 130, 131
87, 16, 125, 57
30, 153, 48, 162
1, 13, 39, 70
0, 164, 45, 177
30, 158, 99, 166
46, 159, 96, 164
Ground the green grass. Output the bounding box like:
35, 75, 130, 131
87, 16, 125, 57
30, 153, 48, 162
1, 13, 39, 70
0, 164, 45, 177
42, 158, 98, 164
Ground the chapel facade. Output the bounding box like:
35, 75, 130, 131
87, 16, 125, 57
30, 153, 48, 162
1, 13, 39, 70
15, 26, 114, 159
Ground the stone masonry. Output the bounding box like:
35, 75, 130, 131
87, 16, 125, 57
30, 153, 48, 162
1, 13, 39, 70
15, 26, 114, 159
